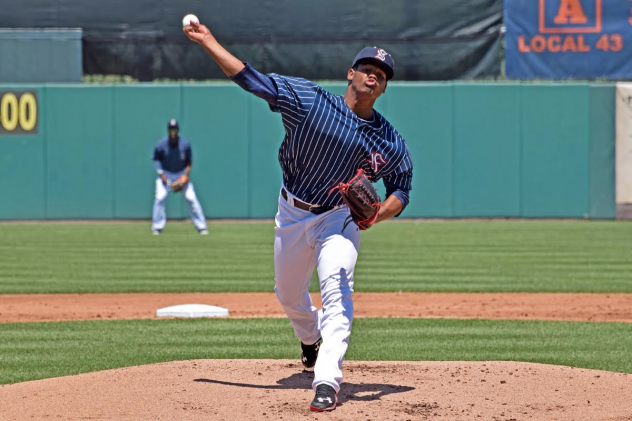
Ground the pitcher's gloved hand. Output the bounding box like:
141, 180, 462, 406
330, 169, 381, 231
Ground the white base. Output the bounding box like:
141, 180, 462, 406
156, 304, 229, 318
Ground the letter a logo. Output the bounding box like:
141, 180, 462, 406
368, 151, 388, 173
554, 0, 588, 24
539, 0, 601, 33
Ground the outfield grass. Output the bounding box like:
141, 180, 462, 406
0, 317, 631, 384
0, 220, 631, 293
1, 220, 630, 385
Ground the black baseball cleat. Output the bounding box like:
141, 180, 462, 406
310, 384, 338, 412
300, 337, 322, 369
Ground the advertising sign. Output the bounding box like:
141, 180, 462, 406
505, 0, 632, 79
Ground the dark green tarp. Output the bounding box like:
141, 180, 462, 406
0, 0, 502, 81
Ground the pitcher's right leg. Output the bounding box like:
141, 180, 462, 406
273, 196, 320, 346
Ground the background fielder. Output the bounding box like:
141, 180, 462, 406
183, 20, 413, 412
151, 119, 208, 235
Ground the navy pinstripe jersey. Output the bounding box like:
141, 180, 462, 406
232, 63, 413, 209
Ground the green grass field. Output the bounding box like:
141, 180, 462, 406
1, 220, 631, 384
1, 318, 631, 384
1, 220, 631, 293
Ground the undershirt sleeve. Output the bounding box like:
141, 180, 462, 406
230, 62, 279, 107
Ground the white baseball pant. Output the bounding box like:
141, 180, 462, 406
152, 170, 207, 232
274, 186, 360, 393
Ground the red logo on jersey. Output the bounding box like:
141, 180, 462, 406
368, 151, 388, 173
375, 48, 388, 61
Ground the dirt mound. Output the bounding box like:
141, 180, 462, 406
1, 359, 631, 420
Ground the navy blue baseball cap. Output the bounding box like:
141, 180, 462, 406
351, 46, 395, 80
168, 119, 179, 129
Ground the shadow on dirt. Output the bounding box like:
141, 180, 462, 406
195, 370, 415, 404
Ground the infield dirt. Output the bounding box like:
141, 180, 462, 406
1, 292, 632, 323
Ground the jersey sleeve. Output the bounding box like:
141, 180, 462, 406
383, 169, 413, 211
184, 142, 192, 165
152, 144, 163, 162
230, 62, 279, 106
382, 146, 413, 214
267, 74, 319, 131
231, 63, 318, 131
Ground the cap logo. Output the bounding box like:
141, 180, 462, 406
374, 49, 388, 61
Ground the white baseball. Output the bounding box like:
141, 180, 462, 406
182, 14, 199, 28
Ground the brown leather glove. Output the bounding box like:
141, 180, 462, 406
330, 169, 381, 231
170, 175, 189, 192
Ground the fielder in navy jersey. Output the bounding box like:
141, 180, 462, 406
151, 119, 208, 235
184, 20, 412, 412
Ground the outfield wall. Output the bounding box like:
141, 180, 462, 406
0, 83, 615, 220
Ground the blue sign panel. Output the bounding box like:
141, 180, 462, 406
505, 0, 632, 79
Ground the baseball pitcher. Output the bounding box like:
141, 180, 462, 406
184, 20, 413, 411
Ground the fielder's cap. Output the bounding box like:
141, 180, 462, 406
168, 119, 179, 129
351, 46, 395, 80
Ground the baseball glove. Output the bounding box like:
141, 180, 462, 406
170, 176, 188, 192
330, 169, 381, 232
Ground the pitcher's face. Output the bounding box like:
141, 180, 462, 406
347, 62, 387, 99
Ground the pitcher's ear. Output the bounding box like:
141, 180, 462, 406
347, 68, 355, 82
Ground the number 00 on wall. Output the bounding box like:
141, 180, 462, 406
0, 91, 38, 135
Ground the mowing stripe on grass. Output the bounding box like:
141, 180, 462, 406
1, 317, 631, 384
0, 221, 631, 293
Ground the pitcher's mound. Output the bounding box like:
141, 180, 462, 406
1, 360, 631, 420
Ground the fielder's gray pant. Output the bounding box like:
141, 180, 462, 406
152, 170, 207, 232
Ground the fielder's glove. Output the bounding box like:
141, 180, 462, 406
330, 169, 381, 232
170, 175, 189, 192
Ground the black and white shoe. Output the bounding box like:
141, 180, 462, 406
310, 384, 338, 412
300, 338, 322, 369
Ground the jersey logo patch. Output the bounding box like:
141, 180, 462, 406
368, 151, 388, 173
375, 49, 388, 61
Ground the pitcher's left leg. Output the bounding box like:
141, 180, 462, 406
184, 182, 208, 232
312, 211, 360, 393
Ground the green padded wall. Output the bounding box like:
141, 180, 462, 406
453, 84, 521, 217
589, 84, 616, 219
0, 86, 45, 219
0, 83, 617, 220
521, 85, 590, 218
45, 86, 114, 218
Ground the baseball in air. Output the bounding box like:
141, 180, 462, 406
182, 14, 199, 27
